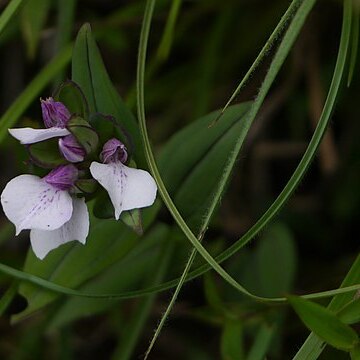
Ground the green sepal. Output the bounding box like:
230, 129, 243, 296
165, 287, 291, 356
75, 179, 98, 194
93, 191, 143, 235
53, 80, 89, 119
28, 138, 67, 168
89, 112, 133, 155
67, 116, 99, 155
121, 209, 143, 236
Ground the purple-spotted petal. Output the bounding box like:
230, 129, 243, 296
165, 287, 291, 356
59, 135, 86, 163
0, 174, 73, 235
41, 97, 71, 128
90, 161, 157, 220
8, 127, 70, 144
30, 197, 89, 260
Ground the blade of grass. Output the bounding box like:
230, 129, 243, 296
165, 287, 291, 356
136, 0, 317, 302
0, 261, 359, 301
156, 0, 182, 62
53, 0, 77, 86
0, 281, 18, 316
0, 45, 72, 144
0, 0, 27, 37
347, 6, 359, 86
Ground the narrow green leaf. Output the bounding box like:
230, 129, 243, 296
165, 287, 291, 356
347, 8, 359, 86
156, 0, 182, 62
0, 282, 18, 316
288, 295, 358, 351
220, 318, 245, 360
0, 0, 27, 38
256, 223, 297, 297
246, 324, 275, 360
21, 0, 51, 59
204, 273, 224, 312
72, 24, 146, 166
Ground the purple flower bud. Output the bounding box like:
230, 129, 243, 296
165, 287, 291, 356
44, 164, 78, 191
59, 135, 86, 163
41, 98, 71, 128
100, 138, 128, 164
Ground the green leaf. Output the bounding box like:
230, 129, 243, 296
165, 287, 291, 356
204, 273, 223, 313
28, 138, 67, 168
46, 223, 170, 331
338, 297, 360, 325
158, 102, 251, 231
351, 345, 360, 360
67, 116, 99, 155
53, 80, 89, 119
220, 318, 245, 360
288, 295, 359, 351
246, 324, 275, 360
72, 24, 146, 167
21, 0, 51, 59
0, 0, 26, 39
256, 223, 297, 297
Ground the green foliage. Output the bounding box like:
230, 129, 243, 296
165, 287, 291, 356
288, 295, 359, 351
0, 0, 358, 358
20, 0, 51, 59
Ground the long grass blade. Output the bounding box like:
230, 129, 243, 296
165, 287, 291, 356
0, 0, 27, 37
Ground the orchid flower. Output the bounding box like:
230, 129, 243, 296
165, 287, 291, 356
8, 98, 71, 145
90, 138, 157, 220
0, 165, 89, 259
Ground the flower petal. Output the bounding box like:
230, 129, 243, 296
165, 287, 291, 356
8, 127, 70, 144
90, 161, 157, 220
30, 197, 89, 260
1, 175, 73, 234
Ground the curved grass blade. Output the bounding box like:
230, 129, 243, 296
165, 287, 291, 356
156, 0, 182, 62
0, 0, 27, 38
0, 45, 72, 144
0, 261, 359, 301
136, 0, 316, 302
347, 7, 359, 86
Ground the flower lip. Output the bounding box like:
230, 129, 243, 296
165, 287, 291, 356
100, 138, 128, 164
59, 135, 86, 163
41, 97, 71, 129
44, 164, 79, 191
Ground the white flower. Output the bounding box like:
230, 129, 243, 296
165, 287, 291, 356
0, 165, 89, 259
8, 98, 71, 145
90, 138, 157, 220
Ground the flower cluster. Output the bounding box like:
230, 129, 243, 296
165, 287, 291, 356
1, 97, 157, 259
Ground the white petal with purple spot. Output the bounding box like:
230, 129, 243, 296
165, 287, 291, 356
90, 161, 157, 220
30, 197, 89, 259
0, 174, 73, 234
8, 127, 70, 144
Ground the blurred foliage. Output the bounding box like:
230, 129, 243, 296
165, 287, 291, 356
0, 0, 359, 359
